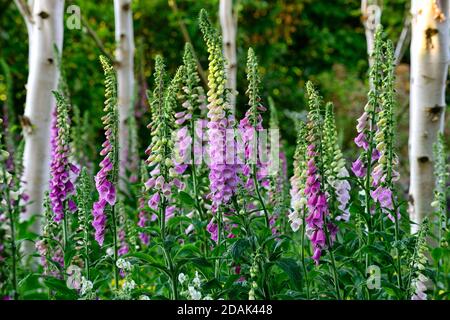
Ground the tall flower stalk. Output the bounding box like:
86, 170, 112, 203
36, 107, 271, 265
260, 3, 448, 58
199, 10, 240, 261
175, 43, 207, 220
92, 56, 120, 288
50, 92, 79, 254
304, 82, 341, 299
240, 47, 270, 228
323, 102, 351, 222
289, 121, 310, 298
376, 40, 403, 290
289, 122, 308, 233
199, 9, 239, 210
351, 27, 384, 239
432, 134, 448, 247
431, 134, 448, 292
75, 168, 93, 280
268, 97, 288, 235
145, 56, 182, 300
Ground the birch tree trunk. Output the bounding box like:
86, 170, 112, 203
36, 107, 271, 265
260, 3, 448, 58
18, 0, 65, 232
114, 0, 135, 184
409, 0, 449, 233
219, 0, 237, 112
361, 0, 382, 68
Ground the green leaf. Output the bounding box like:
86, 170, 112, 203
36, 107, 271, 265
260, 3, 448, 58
43, 278, 78, 298
126, 252, 171, 277
358, 245, 394, 265
202, 278, 222, 291
431, 247, 443, 262
230, 238, 251, 261
174, 243, 202, 260
275, 258, 302, 290
177, 191, 196, 207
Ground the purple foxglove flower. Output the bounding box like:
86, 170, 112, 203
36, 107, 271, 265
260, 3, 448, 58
92, 199, 107, 246
372, 149, 381, 161
312, 247, 322, 265
49, 108, 79, 223
165, 206, 176, 221
207, 218, 218, 243
356, 112, 368, 132
354, 132, 369, 150
351, 158, 366, 178
370, 186, 393, 210
138, 196, 150, 246
118, 229, 129, 256
148, 193, 160, 211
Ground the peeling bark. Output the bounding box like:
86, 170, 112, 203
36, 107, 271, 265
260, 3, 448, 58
409, 0, 449, 233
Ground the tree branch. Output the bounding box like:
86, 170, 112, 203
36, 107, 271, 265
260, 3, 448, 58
394, 14, 411, 66
66, 0, 115, 63
14, 0, 33, 29
80, 13, 116, 63
168, 0, 208, 86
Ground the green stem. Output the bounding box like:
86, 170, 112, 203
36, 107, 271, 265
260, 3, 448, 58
393, 212, 403, 295
215, 209, 223, 279
62, 210, 69, 253
252, 164, 270, 228
162, 247, 179, 300
324, 226, 341, 300
83, 218, 90, 280
300, 214, 310, 299
110, 204, 119, 290
189, 135, 209, 256
159, 196, 178, 300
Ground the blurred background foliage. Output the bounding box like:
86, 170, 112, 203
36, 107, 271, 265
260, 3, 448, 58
0, 0, 430, 186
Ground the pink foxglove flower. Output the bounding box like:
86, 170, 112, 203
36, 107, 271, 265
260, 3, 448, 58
304, 145, 338, 265
49, 93, 79, 223
92, 57, 119, 246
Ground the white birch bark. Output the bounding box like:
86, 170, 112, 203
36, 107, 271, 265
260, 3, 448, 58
220, 0, 237, 112
409, 0, 449, 233
361, 0, 382, 67
18, 0, 65, 233
114, 0, 135, 184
